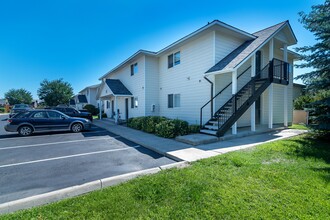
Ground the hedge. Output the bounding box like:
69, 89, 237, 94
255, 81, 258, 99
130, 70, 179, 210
127, 116, 198, 138
83, 104, 99, 115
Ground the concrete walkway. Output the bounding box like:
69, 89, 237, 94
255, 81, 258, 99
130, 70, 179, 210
93, 119, 307, 162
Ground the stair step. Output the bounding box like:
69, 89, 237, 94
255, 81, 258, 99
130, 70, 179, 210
204, 125, 219, 130
208, 120, 223, 126
200, 129, 217, 136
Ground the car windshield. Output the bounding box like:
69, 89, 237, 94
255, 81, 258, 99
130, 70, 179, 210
13, 104, 29, 109
66, 108, 79, 113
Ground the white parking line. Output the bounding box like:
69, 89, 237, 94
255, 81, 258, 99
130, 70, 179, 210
0, 137, 120, 151
0, 145, 141, 168
0, 130, 110, 141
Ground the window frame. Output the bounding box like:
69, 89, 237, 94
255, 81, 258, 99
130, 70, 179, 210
168, 93, 180, 108
168, 94, 173, 108
130, 63, 138, 76
168, 51, 180, 69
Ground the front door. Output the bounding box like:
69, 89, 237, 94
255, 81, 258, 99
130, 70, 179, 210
111, 100, 114, 118
125, 98, 129, 120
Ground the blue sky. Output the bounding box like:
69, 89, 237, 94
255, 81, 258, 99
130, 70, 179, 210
0, 0, 324, 99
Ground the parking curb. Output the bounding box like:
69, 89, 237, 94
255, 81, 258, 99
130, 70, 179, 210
0, 162, 189, 215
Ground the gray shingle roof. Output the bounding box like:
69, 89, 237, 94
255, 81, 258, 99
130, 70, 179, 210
106, 79, 132, 96
77, 95, 88, 103
205, 21, 287, 73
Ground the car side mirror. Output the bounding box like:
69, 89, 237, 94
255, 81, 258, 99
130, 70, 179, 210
61, 116, 66, 120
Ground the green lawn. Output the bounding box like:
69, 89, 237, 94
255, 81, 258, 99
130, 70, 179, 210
2, 134, 329, 219
289, 124, 308, 130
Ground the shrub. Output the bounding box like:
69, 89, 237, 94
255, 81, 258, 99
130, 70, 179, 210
189, 124, 200, 133
172, 119, 189, 136
142, 116, 167, 133
128, 117, 144, 130
155, 120, 176, 138
0, 108, 4, 113
294, 95, 313, 110
84, 104, 99, 115
101, 113, 107, 118
128, 116, 194, 138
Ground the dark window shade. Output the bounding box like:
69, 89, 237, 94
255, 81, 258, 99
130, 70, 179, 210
131, 97, 134, 108
130, 64, 134, 76
168, 94, 173, 108
168, 54, 174, 68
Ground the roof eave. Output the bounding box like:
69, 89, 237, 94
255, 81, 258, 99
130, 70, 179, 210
98, 50, 156, 80
157, 20, 256, 56
205, 68, 234, 76
233, 21, 290, 71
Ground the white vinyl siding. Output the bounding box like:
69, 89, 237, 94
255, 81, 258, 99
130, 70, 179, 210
104, 56, 146, 118
215, 32, 245, 63
159, 31, 214, 124
145, 56, 160, 116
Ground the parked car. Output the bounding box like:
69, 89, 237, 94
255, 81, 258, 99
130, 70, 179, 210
9, 104, 32, 118
4, 109, 92, 136
52, 107, 93, 121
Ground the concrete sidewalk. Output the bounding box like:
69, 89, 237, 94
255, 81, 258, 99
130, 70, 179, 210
93, 119, 307, 162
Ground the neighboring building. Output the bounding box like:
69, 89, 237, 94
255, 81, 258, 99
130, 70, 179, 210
293, 83, 305, 100
69, 99, 76, 108
79, 84, 100, 107
0, 98, 8, 106
97, 20, 298, 136
71, 94, 88, 110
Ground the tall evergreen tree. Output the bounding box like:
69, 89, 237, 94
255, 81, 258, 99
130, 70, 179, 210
295, 0, 330, 132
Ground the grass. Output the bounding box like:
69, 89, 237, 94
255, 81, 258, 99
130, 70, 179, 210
92, 115, 99, 120
289, 124, 308, 130
2, 134, 329, 219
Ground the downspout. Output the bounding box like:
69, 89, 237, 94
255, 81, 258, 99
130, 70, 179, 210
204, 76, 213, 117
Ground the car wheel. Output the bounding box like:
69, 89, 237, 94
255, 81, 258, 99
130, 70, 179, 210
71, 123, 83, 133
18, 125, 33, 136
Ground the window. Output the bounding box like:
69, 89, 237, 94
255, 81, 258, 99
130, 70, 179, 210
168, 54, 173, 68
174, 94, 180, 107
174, 52, 180, 65
168, 94, 180, 108
134, 97, 138, 108
66, 108, 75, 113
131, 97, 134, 108
32, 111, 48, 118
48, 111, 63, 119
168, 94, 173, 108
168, 51, 180, 68
130, 63, 138, 76
106, 101, 110, 109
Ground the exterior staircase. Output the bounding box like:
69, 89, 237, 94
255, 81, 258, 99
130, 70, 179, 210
200, 58, 289, 137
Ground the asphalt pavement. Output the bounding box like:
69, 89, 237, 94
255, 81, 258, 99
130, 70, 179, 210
0, 114, 175, 204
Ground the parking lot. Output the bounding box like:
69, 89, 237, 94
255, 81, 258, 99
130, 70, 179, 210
0, 114, 175, 204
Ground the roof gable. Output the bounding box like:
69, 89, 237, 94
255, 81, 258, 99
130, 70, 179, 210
206, 21, 290, 74
105, 79, 132, 96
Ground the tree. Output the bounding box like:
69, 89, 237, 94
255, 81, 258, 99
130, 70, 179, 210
295, 0, 330, 132
5, 88, 33, 105
38, 79, 74, 107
